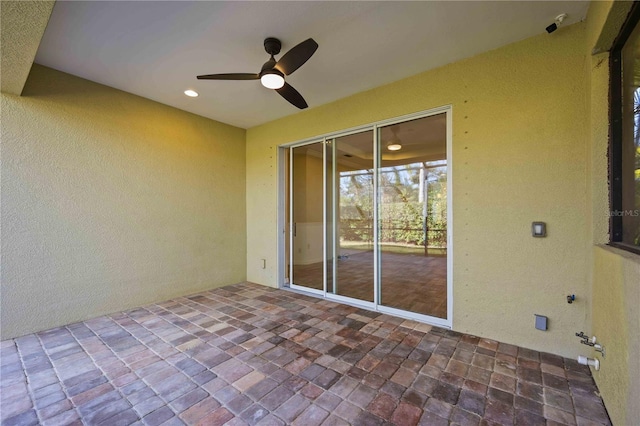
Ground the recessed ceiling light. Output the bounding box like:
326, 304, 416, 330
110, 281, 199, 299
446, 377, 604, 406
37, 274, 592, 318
184, 89, 199, 97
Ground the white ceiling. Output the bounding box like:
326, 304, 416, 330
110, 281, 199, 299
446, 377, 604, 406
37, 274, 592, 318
35, 1, 589, 129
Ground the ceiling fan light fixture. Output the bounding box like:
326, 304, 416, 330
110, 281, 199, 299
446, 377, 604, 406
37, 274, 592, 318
260, 71, 285, 89
184, 89, 199, 97
387, 142, 402, 151
197, 37, 317, 109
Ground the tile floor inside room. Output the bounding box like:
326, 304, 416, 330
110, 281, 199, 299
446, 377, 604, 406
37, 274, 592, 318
293, 251, 448, 319
1, 283, 610, 426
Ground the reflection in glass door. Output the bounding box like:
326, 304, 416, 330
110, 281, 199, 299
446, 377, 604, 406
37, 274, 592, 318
377, 114, 448, 318
289, 142, 325, 292
327, 130, 375, 302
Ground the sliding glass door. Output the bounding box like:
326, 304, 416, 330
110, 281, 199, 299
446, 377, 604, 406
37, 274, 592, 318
285, 108, 451, 326
289, 141, 325, 292
327, 130, 375, 302
377, 114, 448, 319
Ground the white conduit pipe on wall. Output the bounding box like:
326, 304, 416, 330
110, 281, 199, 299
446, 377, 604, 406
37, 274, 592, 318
577, 355, 600, 371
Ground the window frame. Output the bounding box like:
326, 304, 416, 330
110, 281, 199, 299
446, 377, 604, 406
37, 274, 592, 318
609, 2, 640, 255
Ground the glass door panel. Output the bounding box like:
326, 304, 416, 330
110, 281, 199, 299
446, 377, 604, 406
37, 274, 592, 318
327, 130, 375, 302
377, 114, 448, 318
325, 139, 334, 294
290, 142, 325, 291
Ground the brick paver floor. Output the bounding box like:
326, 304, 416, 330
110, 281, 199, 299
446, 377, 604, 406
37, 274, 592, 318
0, 282, 611, 425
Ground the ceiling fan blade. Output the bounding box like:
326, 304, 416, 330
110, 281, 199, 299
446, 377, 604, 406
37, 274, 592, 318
274, 38, 318, 76
276, 82, 308, 109
197, 73, 259, 80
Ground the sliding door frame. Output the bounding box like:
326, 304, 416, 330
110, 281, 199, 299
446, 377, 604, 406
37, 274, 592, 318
287, 139, 326, 296
279, 105, 453, 329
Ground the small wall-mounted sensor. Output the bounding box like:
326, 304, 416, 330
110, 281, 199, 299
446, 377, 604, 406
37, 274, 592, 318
546, 13, 568, 34
535, 314, 548, 331
532, 222, 546, 237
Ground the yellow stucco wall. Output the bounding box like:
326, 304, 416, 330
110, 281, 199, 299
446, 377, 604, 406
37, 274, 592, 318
1, 65, 247, 339
591, 247, 640, 426
0, 0, 54, 95
247, 23, 591, 358
585, 2, 640, 425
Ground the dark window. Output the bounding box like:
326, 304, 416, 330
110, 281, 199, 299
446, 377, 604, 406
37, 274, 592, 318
610, 3, 640, 254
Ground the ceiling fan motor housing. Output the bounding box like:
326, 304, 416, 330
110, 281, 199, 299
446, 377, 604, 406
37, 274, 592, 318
260, 58, 280, 76
264, 38, 282, 56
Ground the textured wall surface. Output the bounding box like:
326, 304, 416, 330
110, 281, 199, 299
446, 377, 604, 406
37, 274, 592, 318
591, 247, 640, 426
1, 65, 247, 339
586, 0, 619, 248
588, 0, 633, 55
0, 0, 54, 94
247, 23, 591, 358
585, 2, 640, 425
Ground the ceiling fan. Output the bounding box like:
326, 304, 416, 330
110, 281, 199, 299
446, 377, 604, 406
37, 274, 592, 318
197, 37, 318, 109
